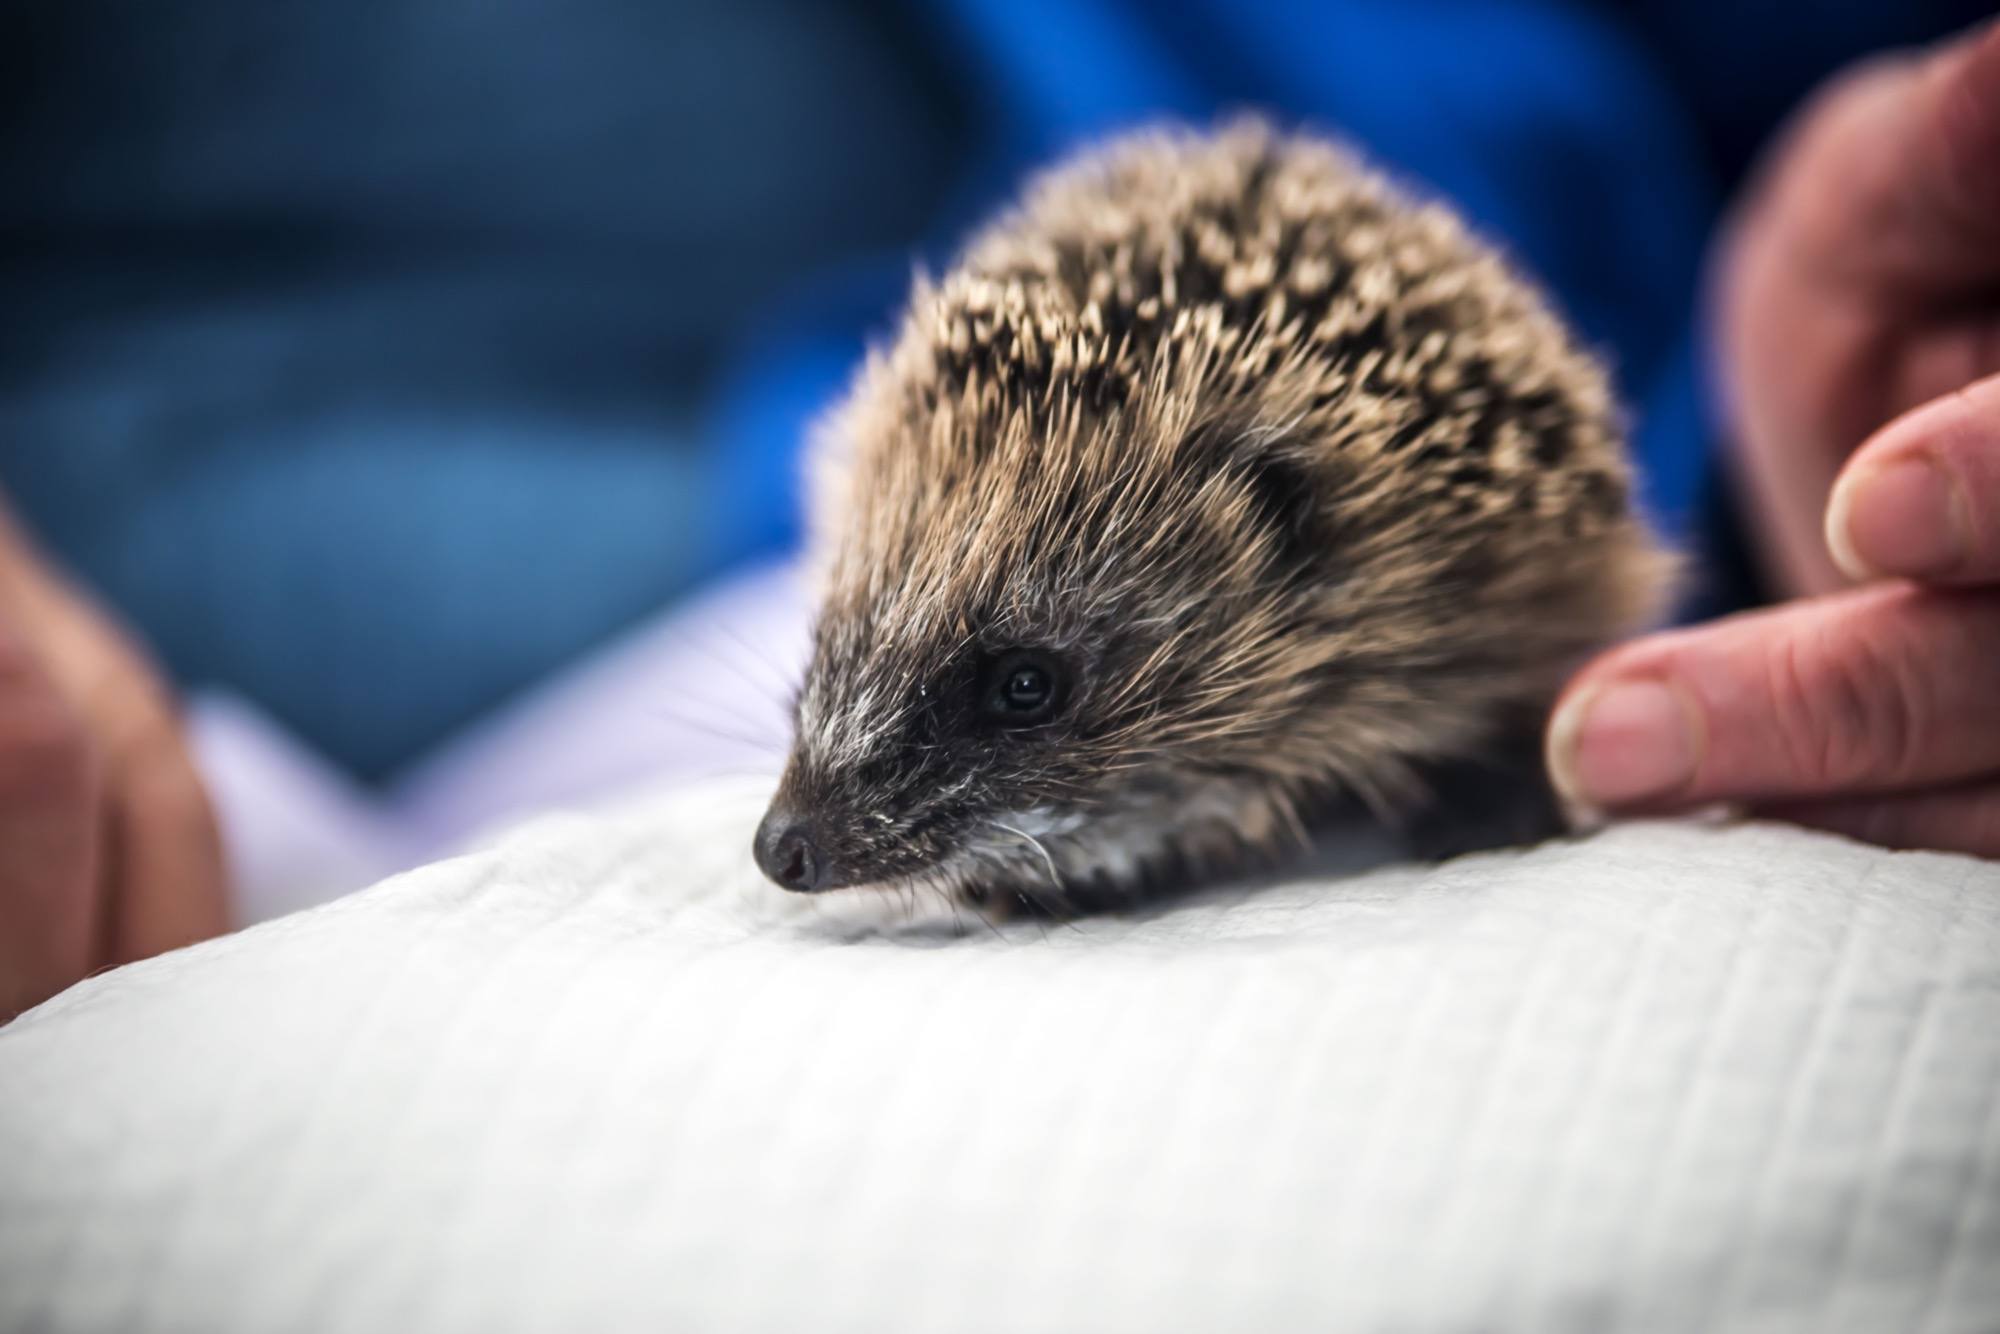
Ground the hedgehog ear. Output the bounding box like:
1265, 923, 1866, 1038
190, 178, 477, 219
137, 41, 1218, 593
1182, 416, 1324, 570
1237, 446, 1323, 568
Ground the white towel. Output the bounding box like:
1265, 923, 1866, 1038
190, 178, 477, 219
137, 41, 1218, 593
3, 783, 1996, 1333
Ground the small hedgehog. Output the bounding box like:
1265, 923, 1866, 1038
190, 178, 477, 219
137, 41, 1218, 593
753, 120, 1673, 908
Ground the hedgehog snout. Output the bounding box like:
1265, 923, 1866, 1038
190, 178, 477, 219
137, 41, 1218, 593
753, 801, 832, 893
754, 764, 975, 893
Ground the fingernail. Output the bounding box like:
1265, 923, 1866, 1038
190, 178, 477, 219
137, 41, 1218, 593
1826, 454, 1968, 580
1547, 679, 1701, 810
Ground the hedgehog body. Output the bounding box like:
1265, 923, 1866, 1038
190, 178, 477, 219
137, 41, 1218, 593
754, 120, 1673, 906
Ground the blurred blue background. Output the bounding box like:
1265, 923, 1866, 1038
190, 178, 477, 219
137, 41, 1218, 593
0, 0, 1985, 784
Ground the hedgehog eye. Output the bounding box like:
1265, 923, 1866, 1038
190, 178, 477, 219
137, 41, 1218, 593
979, 649, 1065, 726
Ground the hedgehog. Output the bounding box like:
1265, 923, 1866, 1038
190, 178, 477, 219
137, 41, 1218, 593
752, 119, 1674, 910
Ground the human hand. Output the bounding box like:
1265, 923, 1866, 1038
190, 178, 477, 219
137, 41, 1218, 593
1546, 22, 2000, 858
0, 504, 227, 1022
1713, 18, 2000, 599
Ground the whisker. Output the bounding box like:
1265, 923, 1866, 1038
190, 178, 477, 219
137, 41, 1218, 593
710, 621, 805, 705
993, 821, 1063, 892
640, 704, 788, 755
665, 635, 798, 722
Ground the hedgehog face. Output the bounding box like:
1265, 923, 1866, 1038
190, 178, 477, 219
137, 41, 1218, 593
752, 427, 1341, 904
755, 630, 1118, 899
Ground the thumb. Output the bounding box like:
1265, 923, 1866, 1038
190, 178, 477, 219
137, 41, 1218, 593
1825, 370, 2000, 585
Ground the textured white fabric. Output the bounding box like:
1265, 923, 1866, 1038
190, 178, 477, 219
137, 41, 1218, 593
2, 783, 1997, 1334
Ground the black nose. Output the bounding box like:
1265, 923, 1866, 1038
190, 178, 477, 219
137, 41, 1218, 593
754, 809, 829, 893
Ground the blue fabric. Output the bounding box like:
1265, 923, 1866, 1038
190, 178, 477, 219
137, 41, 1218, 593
0, 0, 1984, 779
0, 0, 967, 778
716, 0, 1985, 615
743, 0, 1718, 542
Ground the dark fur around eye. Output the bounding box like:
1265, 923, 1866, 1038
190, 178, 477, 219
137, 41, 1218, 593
978, 649, 1068, 726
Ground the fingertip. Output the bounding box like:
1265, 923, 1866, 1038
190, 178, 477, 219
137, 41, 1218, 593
1544, 682, 1603, 819
1824, 450, 1972, 582
1823, 468, 1875, 583
1544, 675, 1703, 813
1831, 375, 2000, 584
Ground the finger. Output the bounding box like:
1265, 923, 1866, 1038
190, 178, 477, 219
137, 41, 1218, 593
0, 625, 103, 1021
1770, 19, 2000, 293
1909, 19, 2000, 272
1547, 584, 2000, 812
1765, 777, 2000, 860
1826, 371, 2000, 584
98, 712, 229, 966
0, 503, 228, 965
1716, 21, 2000, 604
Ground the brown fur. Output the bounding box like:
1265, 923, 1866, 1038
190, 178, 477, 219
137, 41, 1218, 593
760, 119, 1674, 906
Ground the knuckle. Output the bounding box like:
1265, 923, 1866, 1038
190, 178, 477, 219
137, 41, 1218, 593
1766, 633, 1844, 785
1765, 621, 1928, 788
